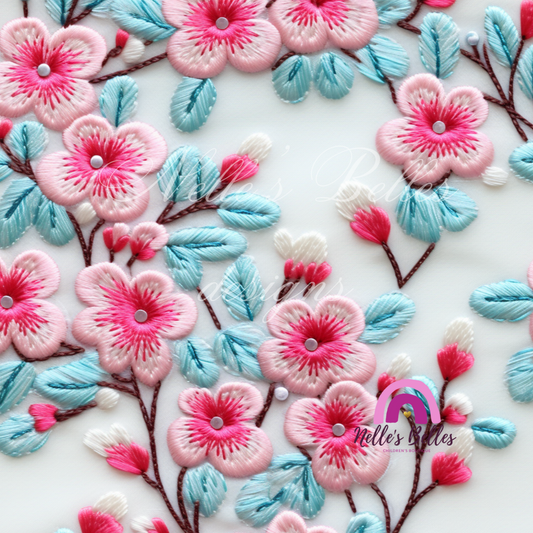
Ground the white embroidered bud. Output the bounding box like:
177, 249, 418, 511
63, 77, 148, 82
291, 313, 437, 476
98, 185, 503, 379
84, 424, 133, 456
122, 35, 145, 64
449, 427, 475, 464
74, 202, 97, 225
482, 167, 508, 187
335, 181, 376, 220
274, 229, 294, 259
293, 232, 327, 264
444, 318, 474, 353
238, 133, 272, 163
95, 388, 120, 410
93, 492, 128, 520
387, 353, 411, 380
445, 393, 473, 416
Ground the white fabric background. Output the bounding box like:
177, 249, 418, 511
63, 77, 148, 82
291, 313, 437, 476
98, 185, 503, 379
0, 0, 532, 531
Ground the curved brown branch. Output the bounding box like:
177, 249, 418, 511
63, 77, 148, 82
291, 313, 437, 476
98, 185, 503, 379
14, 341, 84, 363
196, 287, 222, 330
255, 383, 276, 428
90, 53, 168, 84
370, 484, 391, 533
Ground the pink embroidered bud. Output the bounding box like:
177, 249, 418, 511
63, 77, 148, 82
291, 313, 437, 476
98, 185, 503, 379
84, 424, 150, 475
304, 262, 332, 285
437, 343, 474, 381
220, 154, 259, 184
78, 507, 123, 533
103, 223, 130, 253
431, 452, 472, 485
423, 0, 456, 7
92, 492, 128, 521
0, 119, 13, 140
443, 318, 473, 353
335, 181, 376, 220
377, 372, 396, 393
378, 354, 411, 394
522, 0, 533, 39
115, 29, 130, 49
28, 404, 58, 432
132, 517, 170, 533
284, 259, 305, 280
237, 133, 272, 163
442, 393, 473, 425
129, 222, 168, 260
350, 206, 391, 244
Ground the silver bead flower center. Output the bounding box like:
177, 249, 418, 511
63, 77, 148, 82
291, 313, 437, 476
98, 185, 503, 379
216, 17, 229, 30
134, 310, 148, 323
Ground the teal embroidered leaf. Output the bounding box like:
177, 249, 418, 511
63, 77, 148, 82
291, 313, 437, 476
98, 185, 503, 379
222, 256, 264, 321
314, 52, 354, 100
0, 178, 41, 249
419, 13, 460, 79
374, 0, 411, 27
509, 141, 533, 182
184, 464, 227, 517
355, 35, 410, 83
80, 0, 111, 14
0, 151, 12, 183
99, 76, 138, 127
166, 226, 247, 262
33, 191, 75, 246
216, 193, 281, 231
434, 185, 478, 232
272, 55, 312, 104
0, 362, 36, 414
174, 338, 219, 388
214, 325, 265, 380
34, 353, 109, 408
0, 414, 50, 457
360, 292, 415, 344
471, 417, 517, 449
45, 0, 74, 25
171, 78, 217, 133
485, 6, 519, 68
7, 121, 48, 161
469, 280, 533, 321
157, 146, 220, 202
506, 348, 533, 403
110, 0, 176, 42
518, 45, 533, 99
164, 245, 203, 291
347, 513, 386, 533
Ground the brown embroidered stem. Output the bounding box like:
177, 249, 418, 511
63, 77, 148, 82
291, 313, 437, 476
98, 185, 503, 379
370, 484, 391, 533
296, 446, 312, 461
0, 140, 36, 180
265, 0, 277, 7
178, 467, 193, 533
127, 254, 139, 269
255, 383, 276, 428
23, 1, 29, 17
272, 51, 297, 71
439, 378, 449, 411
381, 243, 404, 288
384, 75, 398, 104
64, 0, 80, 26
392, 482, 438, 533
97, 381, 136, 396
404, 0, 424, 23
102, 46, 124, 67
509, 37, 526, 110
196, 287, 222, 330
67, 211, 90, 267
404, 170, 450, 190
340, 48, 361, 63
483, 94, 533, 130
400, 243, 436, 287
277, 278, 298, 303
194, 501, 200, 533
109, 249, 115, 263
55, 402, 97, 422
302, 282, 314, 297
88, 218, 105, 265
160, 201, 218, 225
345, 489, 356, 514
14, 341, 84, 363
111, 372, 134, 383
156, 201, 176, 224
90, 53, 168, 84
68, 9, 92, 25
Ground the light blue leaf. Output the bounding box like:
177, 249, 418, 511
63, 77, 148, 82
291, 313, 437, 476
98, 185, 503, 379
33, 191, 75, 246
374, 0, 412, 27
7, 122, 48, 161
235, 472, 282, 527
167, 226, 247, 262
355, 35, 410, 83
0, 414, 50, 457
314, 52, 354, 100
434, 185, 477, 232
0, 362, 36, 414
171, 78, 217, 133
222, 256, 264, 321
347, 512, 386, 533
509, 142, 533, 182
518, 45, 533, 99
471, 417, 516, 449
404, 375, 439, 415
0, 178, 41, 249
216, 193, 281, 231
214, 325, 265, 380
174, 338, 219, 388
360, 292, 415, 344
184, 464, 227, 517
396, 185, 442, 243
164, 245, 203, 291
34, 353, 109, 408
469, 280, 533, 322
80, 0, 111, 15
45, 0, 74, 24
485, 6, 519, 68
99, 76, 138, 127
0, 151, 13, 182
111, 0, 176, 42
158, 146, 220, 202
272, 55, 312, 104
506, 348, 533, 402
419, 13, 460, 79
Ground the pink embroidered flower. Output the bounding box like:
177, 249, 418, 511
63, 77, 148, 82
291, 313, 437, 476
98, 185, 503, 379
129, 222, 169, 261
264, 511, 338, 533
284, 381, 389, 491
258, 296, 375, 396
36, 115, 167, 223
0, 18, 106, 130
0, 251, 66, 359
162, 0, 282, 78
376, 74, 494, 185
268, 0, 378, 54
72, 263, 197, 386
167, 382, 273, 477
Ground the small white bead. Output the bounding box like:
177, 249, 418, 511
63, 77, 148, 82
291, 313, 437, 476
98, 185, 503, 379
332, 423, 346, 437
90, 155, 104, 169
304, 338, 318, 351
37, 63, 51, 77
134, 310, 148, 323
432, 121, 446, 134
274, 387, 289, 401
1, 295, 13, 309
95, 388, 120, 410
210, 416, 224, 430
466, 31, 479, 46
216, 17, 229, 30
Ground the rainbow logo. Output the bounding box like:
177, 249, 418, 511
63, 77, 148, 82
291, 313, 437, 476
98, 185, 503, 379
374, 379, 441, 424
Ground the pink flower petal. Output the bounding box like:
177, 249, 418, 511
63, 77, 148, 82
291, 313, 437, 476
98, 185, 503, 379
130, 340, 173, 386
324, 341, 376, 385
10, 250, 60, 298
105, 442, 150, 474
284, 398, 325, 447
396, 73, 445, 116
447, 130, 494, 179
130, 222, 169, 260
265, 299, 314, 338
0, 62, 36, 118
178, 387, 215, 416
0, 17, 50, 61
216, 382, 264, 421
326, 0, 378, 50
266, 511, 307, 533
63, 114, 114, 152
314, 296, 366, 338
323, 381, 376, 424
445, 86, 489, 128
75, 263, 129, 307
72, 307, 102, 346
167, 417, 210, 467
